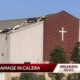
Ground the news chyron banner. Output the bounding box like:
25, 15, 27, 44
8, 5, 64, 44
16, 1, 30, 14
0, 64, 79, 73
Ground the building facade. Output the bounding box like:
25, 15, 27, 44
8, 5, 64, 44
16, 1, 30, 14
0, 11, 79, 80
43, 11, 79, 61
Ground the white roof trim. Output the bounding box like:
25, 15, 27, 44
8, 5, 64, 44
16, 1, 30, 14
8, 21, 43, 34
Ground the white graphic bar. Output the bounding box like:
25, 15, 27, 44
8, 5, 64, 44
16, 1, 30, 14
53, 64, 80, 73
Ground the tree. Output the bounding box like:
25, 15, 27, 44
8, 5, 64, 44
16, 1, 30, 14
77, 73, 80, 80
71, 42, 80, 80
12, 77, 19, 80
67, 74, 72, 80
19, 73, 37, 80
37, 75, 46, 80
71, 42, 80, 63
19, 73, 46, 80
49, 47, 67, 80
49, 47, 67, 63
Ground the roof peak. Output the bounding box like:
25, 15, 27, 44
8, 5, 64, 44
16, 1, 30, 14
46, 11, 79, 20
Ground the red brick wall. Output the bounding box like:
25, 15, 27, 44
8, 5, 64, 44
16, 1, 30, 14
43, 11, 79, 61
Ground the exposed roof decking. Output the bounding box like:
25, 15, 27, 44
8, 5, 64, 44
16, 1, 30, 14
0, 19, 27, 30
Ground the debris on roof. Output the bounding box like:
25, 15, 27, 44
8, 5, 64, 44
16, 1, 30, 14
27, 18, 38, 23
37, 16, 45, 22
1, 28, 13, 33
26, 16, 45, 23
0, 16, 45, 33
0, 30, 3, 33
13, 25, 20, 30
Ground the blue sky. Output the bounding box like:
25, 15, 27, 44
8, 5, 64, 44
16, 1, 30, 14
0, 0, 80, 20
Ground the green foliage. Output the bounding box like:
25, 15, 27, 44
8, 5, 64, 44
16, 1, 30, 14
49, 47, 67, 80
48, 73, 64, 80
12, 77, 19, 80
70, 42, 80, 80
67, 74, 72, 80
19, 73, 37, 80
19, 73, 46, 80
71, 42, 80, 63
67, 74, 75, 80
37, 74, 46, 80
49, 47, 67, 63
77, 73, 80, 80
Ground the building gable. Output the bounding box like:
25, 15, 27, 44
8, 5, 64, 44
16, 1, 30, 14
43, 11, 79, 61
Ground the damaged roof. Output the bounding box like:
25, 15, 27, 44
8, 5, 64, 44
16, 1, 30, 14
0, 16, 45, 31
0, 11, 77, 33
0, 16, 45, 33
0, 18, 28, 30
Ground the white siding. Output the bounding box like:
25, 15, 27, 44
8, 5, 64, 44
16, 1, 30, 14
0, 73, 5, 80
0, 34, 9, 63
9, 21, 43, 63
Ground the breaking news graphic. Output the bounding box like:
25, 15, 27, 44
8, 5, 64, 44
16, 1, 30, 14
0, 64, 80, 73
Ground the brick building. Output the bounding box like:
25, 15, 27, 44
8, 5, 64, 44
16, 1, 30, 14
44, 11, 79, 61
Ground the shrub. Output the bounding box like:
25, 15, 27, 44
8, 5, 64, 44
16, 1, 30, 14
19, 73, 37, 80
